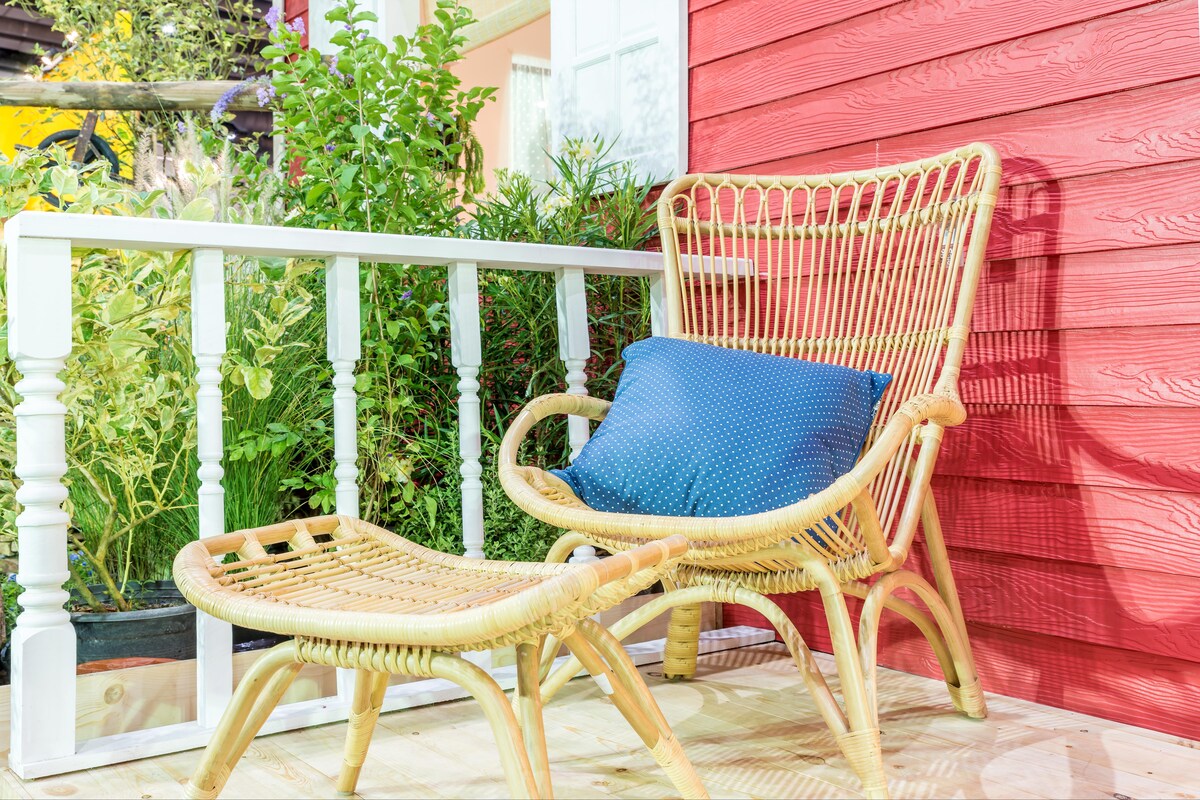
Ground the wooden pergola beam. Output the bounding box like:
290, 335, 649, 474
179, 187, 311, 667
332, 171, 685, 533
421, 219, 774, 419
461, 0, 549, 52
0, 79, 262, 111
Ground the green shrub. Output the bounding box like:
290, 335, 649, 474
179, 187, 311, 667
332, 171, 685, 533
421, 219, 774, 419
0, 141, 319, 612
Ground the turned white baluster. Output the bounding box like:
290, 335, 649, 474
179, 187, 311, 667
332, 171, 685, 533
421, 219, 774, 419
648, 272, 667, 337
555, 268, 592, 460
325, 254, 363, 702
326, 255, 361, 517
554, 267, 599, 564
191, 248, 233, 729
448, 261, 484, 559
8, 236, 75, 775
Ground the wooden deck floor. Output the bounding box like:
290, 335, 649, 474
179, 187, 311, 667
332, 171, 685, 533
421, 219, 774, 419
4, 643, 1198, 799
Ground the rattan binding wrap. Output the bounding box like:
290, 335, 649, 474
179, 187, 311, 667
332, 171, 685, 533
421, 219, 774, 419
500, 143, 1004, 800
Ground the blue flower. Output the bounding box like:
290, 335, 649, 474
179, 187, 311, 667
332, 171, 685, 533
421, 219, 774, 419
255, 83, 276, 107
264, 6, 281, 28
324, 143, 335, 153
289, 16, 306, 36
176, 120, 186, 134
400, 290, 413, 301
210, 80, 247, 124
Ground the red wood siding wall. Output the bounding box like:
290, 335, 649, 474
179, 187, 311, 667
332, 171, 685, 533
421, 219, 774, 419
692, 0, 1200, 738
282, 0, 310, 46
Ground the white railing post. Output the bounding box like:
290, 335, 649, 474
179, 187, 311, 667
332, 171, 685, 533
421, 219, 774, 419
448, 261, 484, 559
7, 236, 75, 775
326, 254, 362, 701
191, 248, 233, 729
554, 267, 598, 564
326, 255, 361, 518
648, 272, 667, 337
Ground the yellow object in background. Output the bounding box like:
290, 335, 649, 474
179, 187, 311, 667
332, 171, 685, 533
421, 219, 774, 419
0, 24, 134, 210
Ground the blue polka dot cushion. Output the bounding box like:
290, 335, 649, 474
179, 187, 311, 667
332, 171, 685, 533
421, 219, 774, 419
550, 337, 891, 518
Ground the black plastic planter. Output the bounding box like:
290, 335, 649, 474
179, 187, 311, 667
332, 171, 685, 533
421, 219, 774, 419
71, 580, 196, 664
69, 580, 285, 666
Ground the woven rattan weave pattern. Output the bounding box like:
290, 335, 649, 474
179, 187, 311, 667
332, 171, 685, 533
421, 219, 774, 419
174, 516, 706, 799
500, 143, 1003, 799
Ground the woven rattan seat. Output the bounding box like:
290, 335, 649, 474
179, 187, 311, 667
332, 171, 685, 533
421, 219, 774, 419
501, 144, 1003, 799
174, 515, 706, 799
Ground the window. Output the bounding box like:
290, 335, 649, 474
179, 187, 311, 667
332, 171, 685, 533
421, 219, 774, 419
550, 0, 687, 182
509, 56, 554, 183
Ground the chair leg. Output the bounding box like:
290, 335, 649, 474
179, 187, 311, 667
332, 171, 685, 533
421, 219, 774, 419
921, 494, 987, 718
662, 603, 702, 680
186, 642, 300, 800
515, 642, 554, 799
428, 652, 541, 799
336, 670, 391, 797
563, 621, 708, 799
810, 564, 889, 800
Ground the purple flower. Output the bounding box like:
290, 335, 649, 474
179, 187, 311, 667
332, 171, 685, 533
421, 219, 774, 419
328, 58, 346, 79
176, 120, 186, 134
400, 290, 413, 301
289, 16, 306, 36
255, 83, 276, 107
210, 80, 247, 123
264, 7, 281, 28
343, 23, 352, 31
324, 143, 335, 153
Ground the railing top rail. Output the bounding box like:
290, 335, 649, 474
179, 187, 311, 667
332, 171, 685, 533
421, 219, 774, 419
4, 211, 665, 277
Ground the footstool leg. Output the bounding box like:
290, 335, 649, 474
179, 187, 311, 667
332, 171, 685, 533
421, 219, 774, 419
429, 652, 541, 799
186, 642, 300, 800
563, 623, 708, 800
337, 670, 391, 797
515, 642, 554, 799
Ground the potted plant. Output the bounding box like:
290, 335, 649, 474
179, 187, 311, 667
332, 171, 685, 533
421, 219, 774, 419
1, 141, 317, 670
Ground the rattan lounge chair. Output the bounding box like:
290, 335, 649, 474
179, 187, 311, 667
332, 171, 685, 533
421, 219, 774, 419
174, 515, 707, 799
499, 144, 1003, 799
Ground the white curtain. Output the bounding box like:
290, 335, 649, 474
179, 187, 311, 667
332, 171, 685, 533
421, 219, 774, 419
510, 60, 553, 182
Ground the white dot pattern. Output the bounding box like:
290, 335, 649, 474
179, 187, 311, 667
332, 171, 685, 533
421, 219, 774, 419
552, 337, 891, 519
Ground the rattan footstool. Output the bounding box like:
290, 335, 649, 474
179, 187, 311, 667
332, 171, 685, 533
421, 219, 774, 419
173, 515, 705, 799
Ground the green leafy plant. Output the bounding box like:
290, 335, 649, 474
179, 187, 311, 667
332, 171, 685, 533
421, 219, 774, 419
0, 141, 317, 613
263, 0, 495, 540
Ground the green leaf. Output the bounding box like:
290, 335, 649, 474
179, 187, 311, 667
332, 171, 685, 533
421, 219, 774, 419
179, 198, 216, 222
103, 288, 139, 325
107, 329, 156, 360
305, 182, 331, 205
240, 365, 274, 400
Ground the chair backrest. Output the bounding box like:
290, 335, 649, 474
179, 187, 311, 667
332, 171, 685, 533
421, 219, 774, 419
655, 143, 1002, 553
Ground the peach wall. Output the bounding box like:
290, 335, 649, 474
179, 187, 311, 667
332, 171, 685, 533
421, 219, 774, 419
452, 13, 550, 192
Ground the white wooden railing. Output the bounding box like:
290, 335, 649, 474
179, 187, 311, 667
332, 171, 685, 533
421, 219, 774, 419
2, 211, 673, 777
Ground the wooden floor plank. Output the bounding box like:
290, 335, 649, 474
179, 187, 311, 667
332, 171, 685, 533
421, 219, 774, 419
5, 644, 1198, 799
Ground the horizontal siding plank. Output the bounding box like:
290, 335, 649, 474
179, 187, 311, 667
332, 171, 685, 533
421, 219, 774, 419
688, 0, 896, 67
960, 325, 1200, 407
932, 475, 1200, 576
735, 76, 1200, 188
938, 406, 1200, 493
723, 600, 1200, 739
691, 0, 1153, 122
690, 0, 1200, 171
973, 244, 1200, 333
906, 545, 1200, 663
988, 159, 1200, 260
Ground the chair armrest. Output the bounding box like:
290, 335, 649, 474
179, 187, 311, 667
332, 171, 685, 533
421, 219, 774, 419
496, 390, 967, 561
497, 393, 611, 470
846, 391, 966, 488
